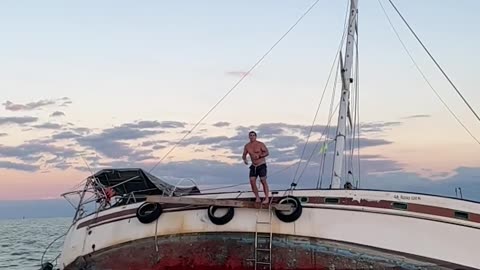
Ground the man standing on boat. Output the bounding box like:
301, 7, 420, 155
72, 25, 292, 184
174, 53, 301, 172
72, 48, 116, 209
242, 131, 270, 204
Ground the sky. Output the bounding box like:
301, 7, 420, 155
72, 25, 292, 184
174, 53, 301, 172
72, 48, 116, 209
0, 0, 480, 211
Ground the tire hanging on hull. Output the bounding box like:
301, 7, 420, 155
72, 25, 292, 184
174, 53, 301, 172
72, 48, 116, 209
207, 206, 235, 225
136, 202, 163, 224
274, 196, 302, 222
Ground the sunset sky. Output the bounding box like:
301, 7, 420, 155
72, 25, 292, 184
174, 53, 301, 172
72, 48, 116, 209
1, 0, 479, 202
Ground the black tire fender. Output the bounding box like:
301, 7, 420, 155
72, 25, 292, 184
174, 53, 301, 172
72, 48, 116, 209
136, 202, 162, 224
274, 196, 303, 223
207, 206, 235, 225
40, 262, 54, 270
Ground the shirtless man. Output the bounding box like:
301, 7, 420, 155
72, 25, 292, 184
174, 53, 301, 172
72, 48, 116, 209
242, 131, 270, 204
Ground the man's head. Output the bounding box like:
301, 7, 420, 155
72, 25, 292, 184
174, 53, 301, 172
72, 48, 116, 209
248, 131, 257, 142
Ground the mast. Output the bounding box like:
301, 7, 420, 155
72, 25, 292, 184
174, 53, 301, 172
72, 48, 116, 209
332, 0, 358, 189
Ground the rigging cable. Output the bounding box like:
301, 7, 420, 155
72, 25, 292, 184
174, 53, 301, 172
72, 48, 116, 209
378, 0, 480, 145
296, 51, 343, 184
149, 0, 323, 173
290, 0, 351, 189
352, 25, 361, 188
388, 0, 480, 124
297, 101, 340, 184
316, 63, 342, 189
317, 61, 343, 189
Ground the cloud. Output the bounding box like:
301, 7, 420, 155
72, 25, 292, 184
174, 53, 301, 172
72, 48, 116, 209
53, 162, 73, 170
251, 123, 294, 136
76, 123, 165, 159
225, 71, 250, 77
153, 145, 166, 150
0, 141, 80, 164
177, 123, 392, 164
50, 111, 65, 117
269, 135, 302, 149
60, 97, 72, 107
123, 120, 186, 129
181, 136, 230, 146
70, 127, 91, 134
101, 126, 158, 141
355, 137, 392, 148
360, 121, 402, 133
246, 123, 336, 138
6, 120, 389, 173
52, 131, 81, 140
213, 121, 230, 127
3, 100, 55, 111
403, 114, 431, 119
0, 116, 38, 126
0, 117, 477, 202
0, 161, 38, 172
155, 121, 186, 129
74, 120, 187, 160
141, 140, 169, 147
32, 123, 63, 129
2, 97, 72, 111
77, 137, 135, 158
140, 140, 169, 150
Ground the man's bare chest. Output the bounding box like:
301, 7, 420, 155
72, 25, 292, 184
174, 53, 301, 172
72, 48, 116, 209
246, 143, 262, 153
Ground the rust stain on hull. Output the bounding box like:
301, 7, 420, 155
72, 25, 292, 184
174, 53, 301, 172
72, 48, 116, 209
64, 232, 465, 270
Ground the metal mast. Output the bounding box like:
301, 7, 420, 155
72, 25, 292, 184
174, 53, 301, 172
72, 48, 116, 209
332, 0, 358, 189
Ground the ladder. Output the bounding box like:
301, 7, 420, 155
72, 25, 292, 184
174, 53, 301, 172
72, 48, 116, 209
253, 201, 273, 270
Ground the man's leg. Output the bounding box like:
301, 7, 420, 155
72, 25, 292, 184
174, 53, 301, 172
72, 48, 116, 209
260, 177, 270, 204
250, 176, 261, 203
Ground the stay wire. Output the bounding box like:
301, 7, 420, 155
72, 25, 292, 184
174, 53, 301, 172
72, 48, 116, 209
149, 0, 323, 173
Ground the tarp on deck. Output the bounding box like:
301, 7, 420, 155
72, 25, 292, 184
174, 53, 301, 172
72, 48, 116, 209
91, 168, 200, 198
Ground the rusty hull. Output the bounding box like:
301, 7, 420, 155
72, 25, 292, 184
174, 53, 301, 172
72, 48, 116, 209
63, 232, 466, 270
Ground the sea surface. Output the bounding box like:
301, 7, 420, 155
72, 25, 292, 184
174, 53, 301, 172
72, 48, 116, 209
0, 217, 71, 270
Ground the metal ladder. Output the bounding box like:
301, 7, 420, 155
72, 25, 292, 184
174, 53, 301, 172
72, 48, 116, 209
253, 201, 273, 270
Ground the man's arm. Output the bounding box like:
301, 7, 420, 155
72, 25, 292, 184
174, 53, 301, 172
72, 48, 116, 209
242, 145, 248, 164
259, 143, 269, 158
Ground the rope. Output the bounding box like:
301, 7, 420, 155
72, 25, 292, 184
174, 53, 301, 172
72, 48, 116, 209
154, 218, 159, 262
40, 224, 73, 267
148, 0, 323, 173
388, 0, 480, 124
378, 0, 480, 145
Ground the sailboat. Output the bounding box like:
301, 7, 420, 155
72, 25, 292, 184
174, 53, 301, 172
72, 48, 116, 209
45, 1, 480, 269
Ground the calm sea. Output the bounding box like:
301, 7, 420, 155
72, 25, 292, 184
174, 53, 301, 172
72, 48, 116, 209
0, 217, 71, 270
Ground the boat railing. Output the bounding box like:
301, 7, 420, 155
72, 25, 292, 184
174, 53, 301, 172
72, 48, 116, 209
61, 178, 173, 222
168, 178, 199, 197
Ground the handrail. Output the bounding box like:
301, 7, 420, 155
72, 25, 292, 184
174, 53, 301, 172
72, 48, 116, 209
169, 178, 199, 197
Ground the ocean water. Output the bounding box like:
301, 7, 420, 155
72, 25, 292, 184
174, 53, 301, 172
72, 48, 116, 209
0, 217, 71, 270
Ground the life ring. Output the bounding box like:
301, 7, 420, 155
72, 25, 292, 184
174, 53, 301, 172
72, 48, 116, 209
136, 202, 162, 224
274, 196, 302, 223
207, 206, 235, 225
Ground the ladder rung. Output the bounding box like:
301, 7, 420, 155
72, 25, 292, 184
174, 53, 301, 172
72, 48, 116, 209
254, 207, 273, 269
